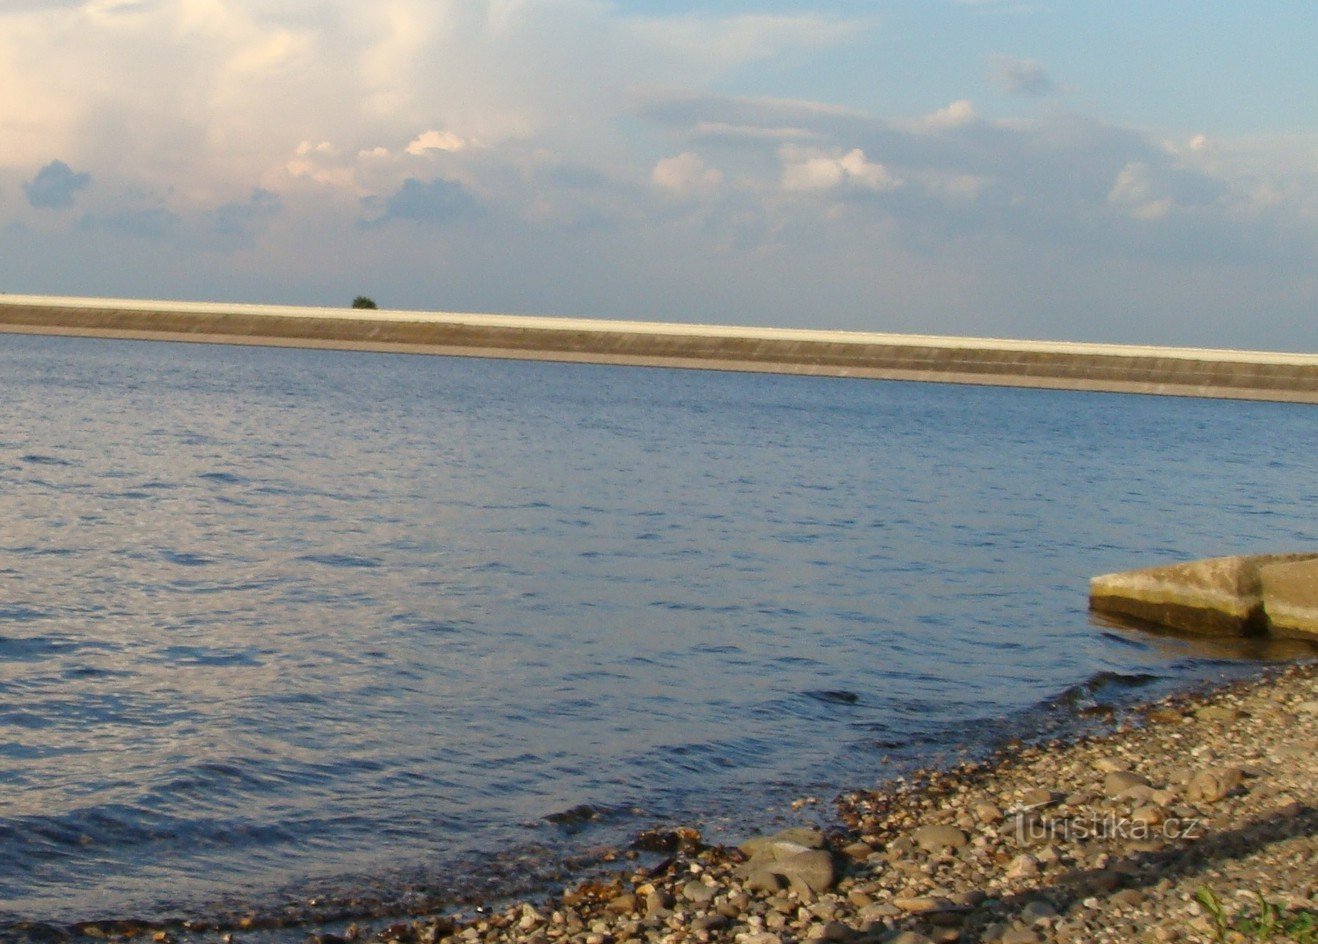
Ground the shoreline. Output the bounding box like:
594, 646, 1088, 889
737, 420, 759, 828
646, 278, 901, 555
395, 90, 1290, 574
334, 661, 1317, 944
21, 660, 1314, 944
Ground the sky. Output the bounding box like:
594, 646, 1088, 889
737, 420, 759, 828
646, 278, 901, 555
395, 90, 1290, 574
1, 0, 1315, 349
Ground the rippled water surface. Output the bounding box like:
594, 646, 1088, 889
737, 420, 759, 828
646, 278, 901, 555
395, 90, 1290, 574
0, 333, 1314, 931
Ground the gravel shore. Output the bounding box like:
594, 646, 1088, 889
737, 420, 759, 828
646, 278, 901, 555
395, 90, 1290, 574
306, 661, 1316, 944
27, 662, 1314, 944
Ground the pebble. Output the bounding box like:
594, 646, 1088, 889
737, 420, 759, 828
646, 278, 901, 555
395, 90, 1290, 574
1103, 771, 1151, 797
911, 825, 968, 852
1185, 767, 1245, 803
682, 881, 717, 905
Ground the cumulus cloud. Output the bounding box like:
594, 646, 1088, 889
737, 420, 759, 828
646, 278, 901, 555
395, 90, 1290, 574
23, 159, 90, 208
652, 153, 724, 197
989, 56, 1054, 96
781, 148, 900, 193
406, 130, 468, 155
917, 100, 979, 131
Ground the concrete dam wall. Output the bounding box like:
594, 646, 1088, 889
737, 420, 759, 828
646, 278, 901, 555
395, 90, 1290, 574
2, 295, 1317, 403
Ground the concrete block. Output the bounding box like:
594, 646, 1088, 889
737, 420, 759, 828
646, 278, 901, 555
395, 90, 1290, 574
1089, 553, 1318, 636
1261, 557, 1318, 641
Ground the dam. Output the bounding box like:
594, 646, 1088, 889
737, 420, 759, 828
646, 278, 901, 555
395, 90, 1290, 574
2, 294, 1316, 403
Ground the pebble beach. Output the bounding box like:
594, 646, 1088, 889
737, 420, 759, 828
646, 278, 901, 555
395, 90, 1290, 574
272, 660, 1316, 944
19, 661, 1316, 944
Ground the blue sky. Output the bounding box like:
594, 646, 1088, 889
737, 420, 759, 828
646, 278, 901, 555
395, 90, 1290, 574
1, 0, 1315, 349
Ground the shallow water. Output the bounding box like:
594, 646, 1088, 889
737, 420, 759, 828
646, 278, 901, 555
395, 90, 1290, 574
0, 333, 1314, 932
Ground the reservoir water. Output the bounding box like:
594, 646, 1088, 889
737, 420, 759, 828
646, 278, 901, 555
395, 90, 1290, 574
0, 333, 1314, 934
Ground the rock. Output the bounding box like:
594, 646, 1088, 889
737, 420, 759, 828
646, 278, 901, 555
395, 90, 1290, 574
1000, 928, 1041, 944
859, 901, 902, 921
740, 829, 824, 860
606, 894, 638, 915
682, 881, 716, 905
1114, 784, 1156, 804
911, 824, 968, 852
775, 827, 826, 848
973, 802, 1005, 824
1131, 804, 1167, 826
842, 842, 875, 861
1104, 771, 1150, 798
740, 839, 812, 863
1261, 557, 1318, 640
1020, 901, 1057, 924
690, 915, 728, 932
1186, 767, 1245, 803
892, 896, 952, 914
811, 921, 854, 942
745, 870, 786, 895
1020, 788, 1058, 807
1005, 854, 1039, 879
1146, 707, 1185, 724
772, 849, 836, 895
1089, 552, 1318, 635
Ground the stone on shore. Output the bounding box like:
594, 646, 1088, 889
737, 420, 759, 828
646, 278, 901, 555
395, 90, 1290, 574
1260, 557, 1318, 640
738, 828, 836, 896
1089, 552, 1318, 635
910, 824, 968, 852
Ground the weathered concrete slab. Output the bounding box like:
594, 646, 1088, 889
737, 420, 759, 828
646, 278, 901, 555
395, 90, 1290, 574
1089, 553, 1318, 636
1260, 558, 1318, 641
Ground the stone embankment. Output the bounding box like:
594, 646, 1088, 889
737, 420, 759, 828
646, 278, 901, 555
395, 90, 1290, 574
1091, 554, 1318, 641
3, 295, 1318, 403
289, 663, 1312, 944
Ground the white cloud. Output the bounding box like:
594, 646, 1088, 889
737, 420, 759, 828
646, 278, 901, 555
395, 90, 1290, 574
652, 153, 724, 197
782, 148, 900, 193
917, 100, 978, 131
406, 130, 469, 155
1107, 161, 1172, 220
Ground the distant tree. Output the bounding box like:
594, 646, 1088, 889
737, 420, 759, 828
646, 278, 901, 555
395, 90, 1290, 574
352, 296, 378, 310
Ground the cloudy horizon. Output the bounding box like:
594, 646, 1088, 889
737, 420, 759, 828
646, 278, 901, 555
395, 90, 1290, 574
2, 1, 1315, 351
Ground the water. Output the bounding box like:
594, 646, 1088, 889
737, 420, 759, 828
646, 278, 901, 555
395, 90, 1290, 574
0, 333, 1314, 934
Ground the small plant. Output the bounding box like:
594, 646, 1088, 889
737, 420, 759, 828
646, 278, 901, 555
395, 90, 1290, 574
352, 295, 378, 309
1195, 886, 1317, 943
1197, 886, 1231, 944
